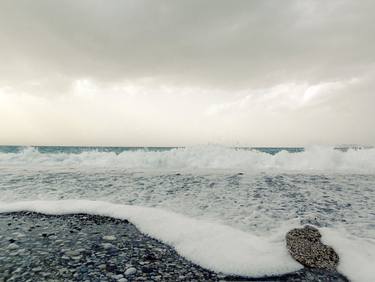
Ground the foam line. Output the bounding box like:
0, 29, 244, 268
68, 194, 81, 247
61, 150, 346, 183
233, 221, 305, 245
0, 199, 302, 277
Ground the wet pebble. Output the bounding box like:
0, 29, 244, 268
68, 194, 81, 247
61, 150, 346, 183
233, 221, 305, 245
7, 243, 19, 250
124, 267, 137, 276
103, 235, 116, 241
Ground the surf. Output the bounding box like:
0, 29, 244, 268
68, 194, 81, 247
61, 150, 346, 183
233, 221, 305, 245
0, 145, 375, 173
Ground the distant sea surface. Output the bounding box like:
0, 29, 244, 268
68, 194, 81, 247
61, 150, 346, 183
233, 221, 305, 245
0, 145, 304, 154
0, 145, 374, 280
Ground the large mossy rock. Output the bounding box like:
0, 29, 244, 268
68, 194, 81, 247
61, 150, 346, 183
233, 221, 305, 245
286, 225, 339, 270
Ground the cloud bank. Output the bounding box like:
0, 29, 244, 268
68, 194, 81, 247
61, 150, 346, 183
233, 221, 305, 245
0, 0, 374, 146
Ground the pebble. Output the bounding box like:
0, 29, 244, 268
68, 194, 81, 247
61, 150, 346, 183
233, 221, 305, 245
72, 255, 82, 260
124, 267, 137, 276
8, 243, 19, 250
101, 243, 114, 249
103, 235, 116, 241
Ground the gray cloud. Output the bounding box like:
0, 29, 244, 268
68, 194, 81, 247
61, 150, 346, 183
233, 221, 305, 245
1, 0, 374, 89
0, 0, 374, 145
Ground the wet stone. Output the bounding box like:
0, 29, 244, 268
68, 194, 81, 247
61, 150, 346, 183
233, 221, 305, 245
103, 235, 116, 241
286, 225, 340, 270
124, 267, 137, 276
7, 243, 19, 250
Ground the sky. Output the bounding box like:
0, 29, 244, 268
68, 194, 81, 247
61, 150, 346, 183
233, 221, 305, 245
0, 0, 374, 147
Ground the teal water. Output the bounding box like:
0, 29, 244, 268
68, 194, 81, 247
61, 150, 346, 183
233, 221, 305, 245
0, 145, 304, 155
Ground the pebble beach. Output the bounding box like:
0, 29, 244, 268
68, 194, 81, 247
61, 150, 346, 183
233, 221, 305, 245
1, 212, 348, 281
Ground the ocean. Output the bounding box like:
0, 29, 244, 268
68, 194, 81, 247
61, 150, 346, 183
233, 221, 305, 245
0, 145, 374, 281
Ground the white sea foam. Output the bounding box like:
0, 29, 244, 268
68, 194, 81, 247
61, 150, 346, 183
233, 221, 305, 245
0, 199, 302, 277
0, 145, 375, 172
321, 228, 375, 282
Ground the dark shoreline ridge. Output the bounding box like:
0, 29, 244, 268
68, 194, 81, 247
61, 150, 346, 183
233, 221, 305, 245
0, 212, 348, 282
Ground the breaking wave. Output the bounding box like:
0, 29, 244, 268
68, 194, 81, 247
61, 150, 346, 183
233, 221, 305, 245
0, 145, 374, 172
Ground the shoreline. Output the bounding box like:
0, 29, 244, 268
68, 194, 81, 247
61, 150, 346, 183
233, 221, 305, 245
0, 212, 348, 281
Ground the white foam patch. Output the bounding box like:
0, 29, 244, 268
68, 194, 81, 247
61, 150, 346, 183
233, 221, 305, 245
0, 199, 302, 277
321, 228, 375, 282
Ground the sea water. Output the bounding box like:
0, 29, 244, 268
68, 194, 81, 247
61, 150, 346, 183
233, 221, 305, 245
0, 145, 374, 281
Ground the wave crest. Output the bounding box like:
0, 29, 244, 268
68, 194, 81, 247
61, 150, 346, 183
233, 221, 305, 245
0, 145, 374, 172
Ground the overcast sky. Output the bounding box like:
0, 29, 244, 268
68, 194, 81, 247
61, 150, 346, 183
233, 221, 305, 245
0, 0, 374, 146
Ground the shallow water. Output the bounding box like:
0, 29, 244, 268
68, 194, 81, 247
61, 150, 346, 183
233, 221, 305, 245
0, 145, 374, 280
